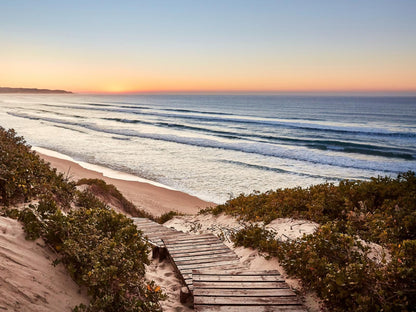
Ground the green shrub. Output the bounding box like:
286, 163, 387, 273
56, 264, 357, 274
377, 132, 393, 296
156, 211, 182, 224
18, 207, 42, 240
209, 172, 416, 245
0, 127, 75, 207
18, 199, 164, 312
232, 222, 415, 311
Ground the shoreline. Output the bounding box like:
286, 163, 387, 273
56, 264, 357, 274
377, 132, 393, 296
36, 148, 215, 216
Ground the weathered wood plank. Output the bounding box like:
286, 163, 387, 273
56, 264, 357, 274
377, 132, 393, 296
168, 246, 231, 256
164, 235, 219, 243
174, 252, 238, 263
192, 281, 290, 289
137, 227, 177, 234
162, 237, 221, 246
169, 248, 236, 258
193, 274, 284, 282
193, 270, 281, 276
193, 288, 296, 297
175, 255, 239, 266
164, 234, 217, 242
176, 260, 241, 271
167, 243, 227, 252
194, 296, 302, 305
194, 306, 306, 312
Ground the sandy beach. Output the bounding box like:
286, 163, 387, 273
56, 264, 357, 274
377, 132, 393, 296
37, 152, 215, 217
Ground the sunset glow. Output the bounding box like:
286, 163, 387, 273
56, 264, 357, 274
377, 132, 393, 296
1, 1, 415, 94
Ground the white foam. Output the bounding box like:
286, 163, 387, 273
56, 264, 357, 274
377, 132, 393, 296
33, 146, 176, 191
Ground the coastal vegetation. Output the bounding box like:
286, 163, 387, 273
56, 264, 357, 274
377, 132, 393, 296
205, 173, 416, 311
2, 125, 415, 311
0, 127, 164, 311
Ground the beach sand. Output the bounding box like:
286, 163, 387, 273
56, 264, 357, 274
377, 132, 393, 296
38, 152, 215, 217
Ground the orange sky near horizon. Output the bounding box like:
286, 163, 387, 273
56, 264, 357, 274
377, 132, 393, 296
1, 1, 416, 95
3, 52, 415, 94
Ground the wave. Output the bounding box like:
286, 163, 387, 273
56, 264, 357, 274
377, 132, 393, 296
37, 102, 416, 138
8, 111, 415, 174
220, 160, 344, 181
103, 117, 415, 160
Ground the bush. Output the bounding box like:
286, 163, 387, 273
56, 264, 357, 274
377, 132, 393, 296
225, 173, 416, 311
0, 127, 75, 207
156, 211, 182, 224
208, 172, 416, 245
18, 199, 164, 312
232, 223, 415, 311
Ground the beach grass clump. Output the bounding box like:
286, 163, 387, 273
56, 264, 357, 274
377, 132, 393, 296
225, 173, 416, 311
0, 127, 75, 208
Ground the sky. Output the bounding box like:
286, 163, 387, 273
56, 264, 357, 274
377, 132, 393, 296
1, 0, 416, 94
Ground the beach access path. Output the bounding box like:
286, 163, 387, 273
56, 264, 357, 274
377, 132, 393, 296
132, 218, 306, 312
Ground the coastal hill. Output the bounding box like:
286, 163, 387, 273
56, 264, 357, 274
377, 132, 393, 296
0, 87, 72, 94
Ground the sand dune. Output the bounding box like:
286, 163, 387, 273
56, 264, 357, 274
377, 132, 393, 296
0, 216, 89, 311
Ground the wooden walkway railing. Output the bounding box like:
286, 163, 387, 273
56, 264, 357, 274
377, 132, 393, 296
132, 218, 306, 311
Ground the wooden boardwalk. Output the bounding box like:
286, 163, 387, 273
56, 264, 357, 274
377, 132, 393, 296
193, 270, 306, 312
163, 234, 242, 292
131, 217, 181, 259
133, 218, 306, 311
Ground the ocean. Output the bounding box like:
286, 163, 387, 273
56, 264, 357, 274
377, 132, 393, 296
1, 93, 415, 203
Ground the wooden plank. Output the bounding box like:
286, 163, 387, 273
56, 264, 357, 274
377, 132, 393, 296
182, 265, 243, 278
166, 242, 226, 251
193, 274, 284, 282
176, 260, 240, 271
194, 306, 306, 312
163, 237, 221, 246
175, 255, 239, 266
170, 248, 236, 258
164, 236, 220, 244
168, 246, 230, 256
192, 281, 289, 289
165, 238, 222, 246
142, 228, 178, 235
174, 252, 238, 262
193, 288, 296, 297
194, 296, 301, 306
164, 234, 216, 242
193, 270, 280, 276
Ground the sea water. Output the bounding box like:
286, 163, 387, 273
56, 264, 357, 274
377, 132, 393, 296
0, 93, 415, 203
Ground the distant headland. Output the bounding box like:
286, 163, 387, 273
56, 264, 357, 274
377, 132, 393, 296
0, 87, 72, 94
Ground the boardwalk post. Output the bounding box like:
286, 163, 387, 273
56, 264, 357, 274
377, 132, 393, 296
180, 286, 191, 304
152, 246, 159, 259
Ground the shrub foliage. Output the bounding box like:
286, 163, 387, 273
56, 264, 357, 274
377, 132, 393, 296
16, 198, 165, 312
218, 173, 416, 311
0, 128, 164, 311
0, 127, 75, 207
